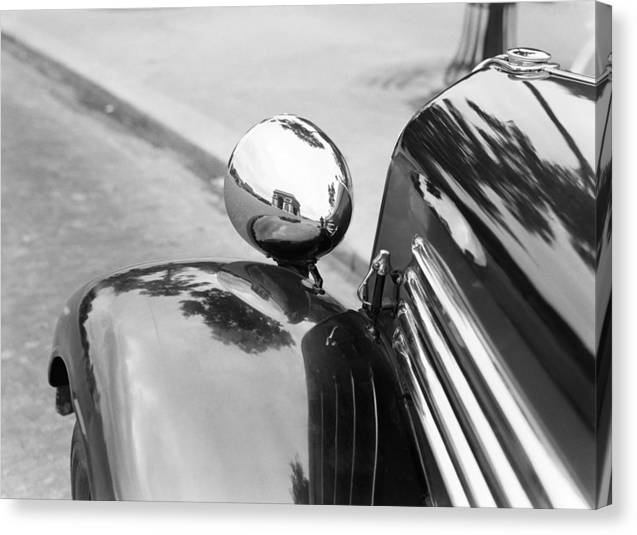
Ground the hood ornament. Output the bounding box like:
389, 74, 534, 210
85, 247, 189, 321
473, 47, 610, 86
506, 47, 552, 67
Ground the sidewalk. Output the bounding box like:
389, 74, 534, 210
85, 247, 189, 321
2, 5, 465, 275
1, 3, 595, 275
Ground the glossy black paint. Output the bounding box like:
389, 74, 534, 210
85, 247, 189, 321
50, 259, 425, 503
372, 66, 612, 505
48, 60, 611, 508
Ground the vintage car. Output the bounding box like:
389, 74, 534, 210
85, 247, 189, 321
47, 47, 612, 508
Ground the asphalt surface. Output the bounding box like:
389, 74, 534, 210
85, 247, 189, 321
0, 50, 359, 499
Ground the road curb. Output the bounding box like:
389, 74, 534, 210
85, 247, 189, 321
1, 20, 369, 277
1, 24, 232, 185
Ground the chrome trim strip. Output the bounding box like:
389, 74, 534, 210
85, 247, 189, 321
72, 397, 87, 438
320, 391, 325, 504
396, 303, 496, 507
545, 65, 611, 86
348, 371, 356, 506
598, 430, 612, 509
333, 381, 339, 505
403, 268, 531, 508
370, 367, 379, 505
411, 236, 588, 508
392, 327, 471, 508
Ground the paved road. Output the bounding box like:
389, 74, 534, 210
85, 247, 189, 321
0, 50, 359, 499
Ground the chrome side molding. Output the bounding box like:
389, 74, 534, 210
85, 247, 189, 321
393, 235, 589, 508
401, 269, 530, 508
394, 304, 495, 508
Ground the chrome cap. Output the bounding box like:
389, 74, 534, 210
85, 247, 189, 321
225, 115, 353, 267
506, 47, 552, 67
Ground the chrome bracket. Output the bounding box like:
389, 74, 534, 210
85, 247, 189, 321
308, 263, 324, 291
357, 250, 394, 318
298, 261, 325, 294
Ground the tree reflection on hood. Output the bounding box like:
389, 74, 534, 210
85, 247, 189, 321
100, 262, 294, 355
180, 288, 293, 355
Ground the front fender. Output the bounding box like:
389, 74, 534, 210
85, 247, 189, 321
50, 259, 424, 503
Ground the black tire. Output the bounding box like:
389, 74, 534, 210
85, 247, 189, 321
70, 421, 91, 500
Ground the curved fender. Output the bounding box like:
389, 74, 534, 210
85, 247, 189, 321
50, 259, 425, 503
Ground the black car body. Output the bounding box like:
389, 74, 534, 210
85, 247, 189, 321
48, 48, 612, 508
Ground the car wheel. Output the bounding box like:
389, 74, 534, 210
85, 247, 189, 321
70, 421, 91, 500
